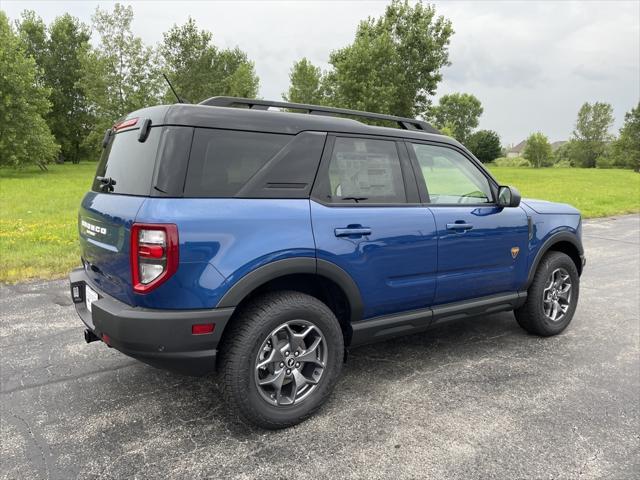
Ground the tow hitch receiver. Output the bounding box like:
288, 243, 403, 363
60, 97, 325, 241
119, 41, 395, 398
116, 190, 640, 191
84, 329, 100, 344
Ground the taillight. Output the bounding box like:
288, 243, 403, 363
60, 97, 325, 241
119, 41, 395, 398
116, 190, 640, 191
130, 223, 179, 293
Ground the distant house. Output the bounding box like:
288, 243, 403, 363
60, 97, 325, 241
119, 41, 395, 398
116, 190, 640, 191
506, 139, 567, 157
506, 140, 527, 158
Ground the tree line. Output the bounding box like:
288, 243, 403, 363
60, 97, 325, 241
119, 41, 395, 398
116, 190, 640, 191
519, 102, 639, 171
2, 0, 457, 169
1, 4, 259, 168
1, 1, 637, 171
287, 55, 638, 171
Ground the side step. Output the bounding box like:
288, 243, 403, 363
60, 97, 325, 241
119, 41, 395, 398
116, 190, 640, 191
349, 292, 526, 347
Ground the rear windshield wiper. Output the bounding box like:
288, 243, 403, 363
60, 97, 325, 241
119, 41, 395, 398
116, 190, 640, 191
342, 196, 368, 203
96, 176, 117, 192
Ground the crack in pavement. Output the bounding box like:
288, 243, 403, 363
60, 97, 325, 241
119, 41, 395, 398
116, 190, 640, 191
581, 233, 640, 245
1, 361, 138, 395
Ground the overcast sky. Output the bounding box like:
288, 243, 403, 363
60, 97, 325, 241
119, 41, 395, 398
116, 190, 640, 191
3, 0, 639, 145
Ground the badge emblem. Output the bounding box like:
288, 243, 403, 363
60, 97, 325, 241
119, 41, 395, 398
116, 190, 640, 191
511, 247, 520, 259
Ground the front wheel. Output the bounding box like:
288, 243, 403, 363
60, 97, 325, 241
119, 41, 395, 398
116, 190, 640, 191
515, 251, 580, 336
220, 291, 344, 429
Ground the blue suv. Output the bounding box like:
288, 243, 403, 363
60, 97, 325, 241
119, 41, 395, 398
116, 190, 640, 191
70, 97, 585, 428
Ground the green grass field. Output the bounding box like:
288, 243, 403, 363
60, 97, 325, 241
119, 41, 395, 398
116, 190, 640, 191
488, 167, 640, 218
0, 163, 638, 283
0, 163, 94, 283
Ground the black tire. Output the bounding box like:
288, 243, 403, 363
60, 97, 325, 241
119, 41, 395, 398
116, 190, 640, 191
219, 291, 344, 429
515, 251, 580, 336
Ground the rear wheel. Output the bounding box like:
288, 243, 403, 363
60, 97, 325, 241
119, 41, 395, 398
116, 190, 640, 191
515, 251, 580, 336
220, 291, 343, 429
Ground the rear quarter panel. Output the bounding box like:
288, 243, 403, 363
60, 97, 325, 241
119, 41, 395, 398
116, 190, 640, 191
133, 198, 315, 309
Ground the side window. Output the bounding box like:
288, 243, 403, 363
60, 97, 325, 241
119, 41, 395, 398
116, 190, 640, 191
185, 129, 290, 197
410, 143, 493, 204
320, 137, 406, 204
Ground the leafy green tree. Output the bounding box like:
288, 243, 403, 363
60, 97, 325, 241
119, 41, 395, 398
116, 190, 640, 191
283, 58, 324, 104
77, 48, 110, 156
438, 124, 455, 137
81, 3, 162, 155
45, 15, 92, 163
0, 12, 59, 168
552, 140, 577, 167
570, 101, 614, 168
322, 29, 397, 115
159, 17, 259, 103
15, 10, 47, 85
320, 0, 453, 117
213, 48, 259, 98
523, 132, 553, 168
609, 103, 640, 171
466, 130, 501, 163
594, 144, 617, 169
93, 3, 162, 112
159, 17, 215, 103
16, 11, 93, 163
430, 93, 483, 143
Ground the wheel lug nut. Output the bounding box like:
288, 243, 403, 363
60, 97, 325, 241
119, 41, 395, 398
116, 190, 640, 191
279, 362, 284, 367
285, 351, 290, 356
294, 351, 299, 356
295, 362, 300, 368
286, 369, 291, 374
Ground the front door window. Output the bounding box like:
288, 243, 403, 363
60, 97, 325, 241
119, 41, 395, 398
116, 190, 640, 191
410, 143, 493, 204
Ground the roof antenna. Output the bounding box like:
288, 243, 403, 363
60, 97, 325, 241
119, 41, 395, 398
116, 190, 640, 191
162, 73, 186, 103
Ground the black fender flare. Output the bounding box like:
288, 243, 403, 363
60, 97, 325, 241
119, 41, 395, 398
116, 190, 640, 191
216, 257, 364, 322
525, 231, 584, 288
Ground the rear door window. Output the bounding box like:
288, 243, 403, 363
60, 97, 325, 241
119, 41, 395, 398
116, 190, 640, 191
315, 136, 407, 204
93, 128, 161, 195
185, 129, 290, 197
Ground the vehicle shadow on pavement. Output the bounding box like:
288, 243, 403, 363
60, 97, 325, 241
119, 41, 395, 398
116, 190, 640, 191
95, 311, 526, 436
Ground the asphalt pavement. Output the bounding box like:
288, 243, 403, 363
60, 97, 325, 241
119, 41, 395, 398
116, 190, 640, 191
1, 214, 639, 479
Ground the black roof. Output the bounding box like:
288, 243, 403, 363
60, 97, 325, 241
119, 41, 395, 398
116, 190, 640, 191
125, 98, 461, 147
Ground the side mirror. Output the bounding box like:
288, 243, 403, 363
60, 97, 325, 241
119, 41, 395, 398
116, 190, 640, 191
497, 185, 521, 207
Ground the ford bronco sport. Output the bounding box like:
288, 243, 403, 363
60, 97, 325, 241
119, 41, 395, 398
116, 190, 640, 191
70, 97, 585, 428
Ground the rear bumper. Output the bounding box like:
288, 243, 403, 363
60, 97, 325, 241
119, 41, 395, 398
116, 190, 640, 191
69, 268, 234, 375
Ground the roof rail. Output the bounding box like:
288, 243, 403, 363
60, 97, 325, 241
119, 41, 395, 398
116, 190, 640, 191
199, 96, 440, 134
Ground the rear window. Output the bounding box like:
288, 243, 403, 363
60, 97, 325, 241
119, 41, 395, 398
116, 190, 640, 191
184, 129, 290, 197
92, 128, 161, 195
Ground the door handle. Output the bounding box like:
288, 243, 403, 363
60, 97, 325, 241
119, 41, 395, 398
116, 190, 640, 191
334, 227, 372, 237
446, 222, 473, 231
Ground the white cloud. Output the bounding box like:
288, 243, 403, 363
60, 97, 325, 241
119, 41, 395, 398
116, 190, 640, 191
3, 0, 639, 145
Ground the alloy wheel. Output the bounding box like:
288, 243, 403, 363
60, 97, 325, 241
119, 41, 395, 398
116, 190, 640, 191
542, 267, 572, 322
254, 320, 327, 406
